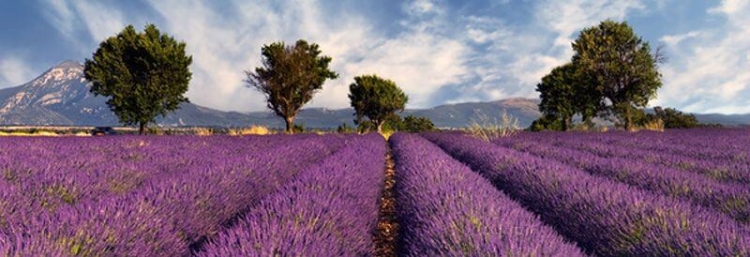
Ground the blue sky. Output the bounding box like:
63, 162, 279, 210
1, 0, 748, 114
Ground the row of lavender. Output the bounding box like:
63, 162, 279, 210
0, 135, 317, 209
421, 132, 750, 256
198, 133, 386, 256
0, 134, 377, 256
493, 136, 750, 224
389, 133, 584, 256
509, 129, 750, 185
536, 132, 750, 185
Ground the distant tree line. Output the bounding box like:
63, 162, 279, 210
84, 24, 434, 134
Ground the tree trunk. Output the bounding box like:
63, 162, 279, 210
285, 116, 295, 134
625, 106, 633, 131
139, 122, 147, 135
563, 118, 571, 131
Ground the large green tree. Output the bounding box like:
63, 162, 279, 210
572, 19, 664, 130
245, 40, 338, 133
535, 62, 600, 131
537, 63, 579, 131
84, 24, 192, 135
348, 75, 408, 134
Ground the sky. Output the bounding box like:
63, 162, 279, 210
0, 0, 748, 114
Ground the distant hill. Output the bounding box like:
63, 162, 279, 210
0, 61, 747, 128
690, 113, 750, 127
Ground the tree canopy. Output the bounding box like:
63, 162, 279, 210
572, 19, 664, 130
84, 24, 192, 134
348, 75, 408, 134
650, 107, 701, 129
401, 115, 436, 132
537, 63, 586, 131
355, 114, 435, 133
245, 39, 338, 133
533, 20, 664, 131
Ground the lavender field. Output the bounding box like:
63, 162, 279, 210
1, 129, 750, 256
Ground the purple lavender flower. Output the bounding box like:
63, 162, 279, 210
197, 133, 385, 256
390, 133, 585, 256
424, 132, 750, 256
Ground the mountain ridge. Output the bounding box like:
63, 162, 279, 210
1, 61, 748, 128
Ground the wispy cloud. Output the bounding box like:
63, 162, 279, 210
141, 0, 476, 111
41, 0, 76, 39
655, 0, 750, 113
0, 56, 36, 87
435, 0, 650, 104
660, 31, 702, 47
404, 0, 444, 17
41, 0, 130, 55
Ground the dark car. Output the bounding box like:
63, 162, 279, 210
92, 126, 116, 136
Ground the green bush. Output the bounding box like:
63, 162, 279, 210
336, 123, 356, 133
529, 114, 564, 131
401, 115, 435, 132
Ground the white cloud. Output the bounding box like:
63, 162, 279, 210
141, 0, 473, 111
536, 0, 646, 43
708, 0, 749, 16
442, 0, 652, 105
42, 0, 76, 39
464, 16, 513, 48
42, 0, 130, 53
0, 57, 36, 87
142, 0, 371, 111
404, 0, 444, 16
70, 2, 128, 43
346, 33, 470, 108
654, 0, 750, 114
660, 31, 701, 47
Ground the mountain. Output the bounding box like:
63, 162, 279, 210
0, 61, 257, 127
407, 97, 540, 128
1, 61, 747, 128
0, 60, 111, 125
691, 113, 750, 127
0, 61, 543, 128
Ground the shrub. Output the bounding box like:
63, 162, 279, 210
192, 127, 214, 136
467, 110, 519, 141
228, 126, 272, 136
336, 123, 356, 133
401, 115, 435, 132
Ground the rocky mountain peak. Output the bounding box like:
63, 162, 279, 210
30, 60, 85, 88
55, 60, 84, 69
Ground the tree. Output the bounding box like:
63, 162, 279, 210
245, 40, 338, 133
84, 24, 192, 135
535, 62, 600, 131
356, 115, 402, 134
348, 75, 408, 134
536, 63, 579, 131
650, 106, 700, 129
572, 19, 664, 130
401, 115, 435, 132
529, 114, 564, 132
